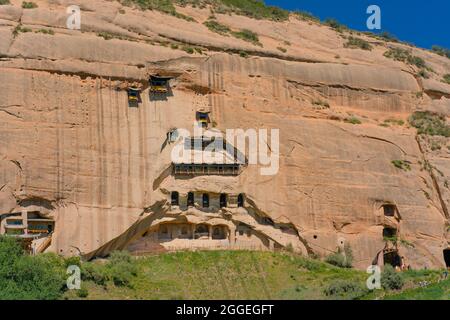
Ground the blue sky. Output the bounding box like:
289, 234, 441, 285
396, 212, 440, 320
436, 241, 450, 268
265, 0, 449, 49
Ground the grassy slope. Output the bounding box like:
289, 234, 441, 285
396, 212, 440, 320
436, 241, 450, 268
63, 251, 448, 300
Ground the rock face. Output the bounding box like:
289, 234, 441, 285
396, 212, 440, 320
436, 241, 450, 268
0, 0, 449, 269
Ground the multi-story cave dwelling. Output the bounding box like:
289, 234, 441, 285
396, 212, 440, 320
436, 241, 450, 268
0, 1, 449, 270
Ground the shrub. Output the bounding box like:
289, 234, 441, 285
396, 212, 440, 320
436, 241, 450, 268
183, 46, 194, 54
442, 74, 450, 84
384, 47, 426, 68
231, 29, 261, 46
203, 20, 230, 35
324, 18, 348, 33
277, 46, 287, 53
120, 0, 194, 21
81, 262, 109, 286
22, 1, 37, 9
323, 280, 368, 299
293, 10, 319, 22
418, 69, 429, 79
207, 0, 290, 21
76, 286, 89, 298
344, 116, 361, 125
325, 244, 353, 268
381, 265, 404, 290
379, 31, 399, 43
0, 237, 66, 300
344, 37, 372, 51
35, 29, 55, 35
312, 100, 330, 109
408, 111, 450, 137
0, 0, 10, 5
391, 160, 411, 171
431, 45, 450, 59
239, 51, 249, 58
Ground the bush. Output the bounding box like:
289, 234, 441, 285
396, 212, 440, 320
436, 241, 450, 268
408, 111, 450, 137
35, 29, 55, 35
22, 1, 37, 9
76, 286, 89, 298
0, 0, 10, 5
209, 0, 289, 21
381, 265, 404, 290
431, 45, 450, 59
203, 20, 231, 35
442, 74, 450, 84
0, 237, 66, 300
231, 29, 261, 46
323, 280, 368, 299
324, 18, 348, 33
384, 47, 426, 68
391, 160, 411, 171
325, 244, 353, 268
293, 10, 319, 22
82, 251, 137, 288
344, 116, 361, 125
344, 37, 372, 51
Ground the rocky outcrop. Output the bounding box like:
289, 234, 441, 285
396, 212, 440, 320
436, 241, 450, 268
0, 0, 449, 269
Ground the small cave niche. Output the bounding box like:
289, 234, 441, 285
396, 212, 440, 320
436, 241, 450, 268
383, 227, 397, 239
202, 193, 209, 208
187, 192, 194, 207
212, 226, 227, 240
237, 194, 245, 207
220, 193, 227, 208
171, 191, 179, 206
444, 249, 450, 268
383, 204, 397, 217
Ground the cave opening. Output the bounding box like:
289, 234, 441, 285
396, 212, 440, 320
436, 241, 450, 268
444, 249, 450, 268
384, 250, 402, 268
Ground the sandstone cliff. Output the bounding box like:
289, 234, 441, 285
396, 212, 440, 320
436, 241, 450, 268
0, 0, 449, 269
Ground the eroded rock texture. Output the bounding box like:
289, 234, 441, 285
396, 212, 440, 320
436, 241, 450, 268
0, 0, 449, 269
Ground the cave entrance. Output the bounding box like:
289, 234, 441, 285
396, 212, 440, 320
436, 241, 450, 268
212, 226, 227, 240
384, 250, 402, 268
194, 224, 209, 239
444, 249, 450, 268
383, 227, 397, 240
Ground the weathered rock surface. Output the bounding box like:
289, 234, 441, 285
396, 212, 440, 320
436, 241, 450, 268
0, 0, 449, 269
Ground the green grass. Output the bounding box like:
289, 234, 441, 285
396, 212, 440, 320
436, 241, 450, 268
0, 237, 446, 300
344, 37, 372, 51
66, 250, 375, 300
409, 111, 450, 137
385, 278, 450, 300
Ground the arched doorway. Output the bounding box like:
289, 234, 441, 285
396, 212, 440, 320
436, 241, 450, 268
187, 192, 194, 207
202, 193, 209, 208
220, 194, 227, 208
194, 224, 209, 239
237, 194, 244, 207
444, 249, 450, 268
212, 226, 228, 240
171, 191, 179, 206
384, 250, 402, 268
